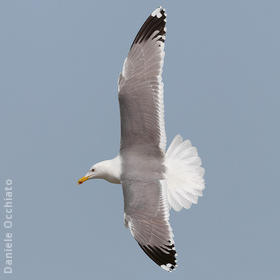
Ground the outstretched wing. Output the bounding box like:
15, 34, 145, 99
118, 7, 167, 152
122, 179, 177, 271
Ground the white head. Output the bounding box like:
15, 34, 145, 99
78, 157, 121, 185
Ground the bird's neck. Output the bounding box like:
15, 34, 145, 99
100, 156, 121, 184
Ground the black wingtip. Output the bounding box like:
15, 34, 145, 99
130, 7, 166, 49
138, 242, 177, 272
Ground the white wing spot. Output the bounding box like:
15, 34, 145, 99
161, 264, 172, 272
151, 7, 163, 18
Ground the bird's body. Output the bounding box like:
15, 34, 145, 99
78, 7, 205, 272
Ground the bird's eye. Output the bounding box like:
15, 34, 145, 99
91, 168, 95, 172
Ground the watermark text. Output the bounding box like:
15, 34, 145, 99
3, 179, 13, 274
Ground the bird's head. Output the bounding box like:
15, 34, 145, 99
77, 162, 106, 184
78, 157, 121, 185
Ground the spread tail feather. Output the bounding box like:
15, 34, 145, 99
165, 135, 205, 211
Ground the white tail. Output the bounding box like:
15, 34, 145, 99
165, 135, 205, 211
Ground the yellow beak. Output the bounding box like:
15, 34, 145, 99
78, 176, 89, 185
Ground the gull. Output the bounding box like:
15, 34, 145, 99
78, 7, 205, 272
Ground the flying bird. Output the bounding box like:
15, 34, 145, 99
78, 7, 205, 272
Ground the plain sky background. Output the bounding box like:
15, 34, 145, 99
1, 0, 280, 279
